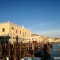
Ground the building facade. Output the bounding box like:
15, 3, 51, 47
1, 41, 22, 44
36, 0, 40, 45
31, 34, 43, 43
0, 22, 31, 44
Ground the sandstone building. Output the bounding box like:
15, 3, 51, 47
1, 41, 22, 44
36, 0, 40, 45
0, 22, 31, 44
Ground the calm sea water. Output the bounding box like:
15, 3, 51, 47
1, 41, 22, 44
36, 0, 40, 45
51, 43, 60, 59
22, 44, 60, 60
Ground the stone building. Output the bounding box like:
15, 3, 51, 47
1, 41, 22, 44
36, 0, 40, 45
31, 34, 43, 43
0, 22, 31, 44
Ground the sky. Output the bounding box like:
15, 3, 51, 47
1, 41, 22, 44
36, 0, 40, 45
0, 0, 60, 38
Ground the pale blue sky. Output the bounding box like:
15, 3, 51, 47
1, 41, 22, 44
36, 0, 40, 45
0, 0, 60, 38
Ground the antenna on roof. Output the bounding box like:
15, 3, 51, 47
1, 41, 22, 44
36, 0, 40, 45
22, 25, 24, 29
8, 20, 10, 22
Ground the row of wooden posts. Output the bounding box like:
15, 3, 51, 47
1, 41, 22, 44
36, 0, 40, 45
0, 36, 44, 60
0, 42, 43, 59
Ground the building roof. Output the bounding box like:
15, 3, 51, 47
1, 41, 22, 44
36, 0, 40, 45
31, 34, 39, 36
0, 21, 31, 31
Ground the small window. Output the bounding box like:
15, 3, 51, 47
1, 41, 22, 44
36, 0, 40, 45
20, 31, 21, 34
2, 28, 5, 32
16, 30, 17, 33
12, 27, 14, 30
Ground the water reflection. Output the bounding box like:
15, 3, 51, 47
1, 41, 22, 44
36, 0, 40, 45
51, 43, 60, 59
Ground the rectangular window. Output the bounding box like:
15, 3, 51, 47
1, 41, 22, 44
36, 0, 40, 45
16, 30, 18, 33
20, 31, 21, 34
12, 27, 14, 30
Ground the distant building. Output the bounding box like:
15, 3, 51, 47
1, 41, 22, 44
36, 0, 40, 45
48, 38, 53, 43
31, 34, 43, 43
40, 36, 49, 43
0, 22, 31, 44
53, 38, 60, 43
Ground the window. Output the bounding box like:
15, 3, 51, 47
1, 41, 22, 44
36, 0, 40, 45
12, 27, 14, 30
20, 31, 21, 34
16, 30, 17, 33
2, 28, 5, 32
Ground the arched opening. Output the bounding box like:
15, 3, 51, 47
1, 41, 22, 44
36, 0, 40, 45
2, 28, 5, 32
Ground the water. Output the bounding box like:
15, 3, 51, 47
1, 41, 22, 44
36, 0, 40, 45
51, 43, 60, 59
